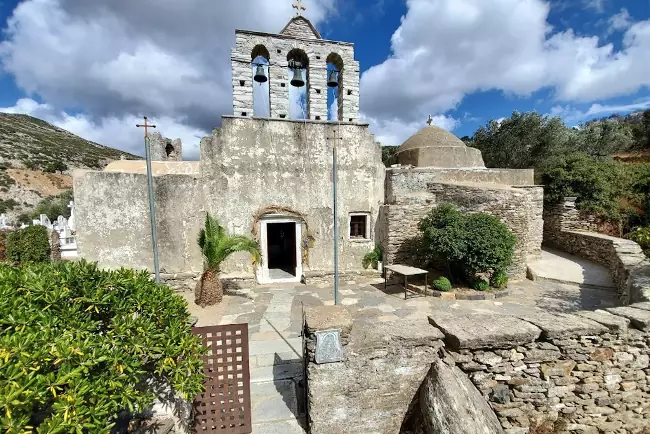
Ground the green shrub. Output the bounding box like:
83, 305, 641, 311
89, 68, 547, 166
362, 245, 383, 269
0, 230, 7, 261
490, 270, 509, 289
0, 261, 205, 432
419, 204, 516, 283
30, 190, 73, 221
628, 226, 650, 256
16, 213, 31, 226
6, 225, 50, 263
473, 279, 490, 291
433, 276, 452, 292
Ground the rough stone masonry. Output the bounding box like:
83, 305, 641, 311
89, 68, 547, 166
305, 305, 650, 434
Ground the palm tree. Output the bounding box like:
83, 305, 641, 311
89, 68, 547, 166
195, 213, 261, 307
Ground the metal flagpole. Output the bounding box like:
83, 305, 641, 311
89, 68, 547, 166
333, 88, 341, 305
136, 117, 161, 283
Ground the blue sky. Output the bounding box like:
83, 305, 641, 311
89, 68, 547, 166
1, 0, 650, 157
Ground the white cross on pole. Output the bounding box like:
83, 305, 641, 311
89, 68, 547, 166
293, 0, 306, 15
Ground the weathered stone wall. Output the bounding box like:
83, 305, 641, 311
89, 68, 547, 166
73, 171, 204, 273
201, 117, 385, 274
232, 28, 359, 121
380, 179, 543, 279
148, 132, 183, 161
544, 198, 650, 304
431, 308, 650, 434
74, 117, 384, 278
385, 167, 535, 203
304, 307, 445, 434
305, 305, 650, 434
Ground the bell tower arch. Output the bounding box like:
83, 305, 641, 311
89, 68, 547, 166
231, 15, 359, 122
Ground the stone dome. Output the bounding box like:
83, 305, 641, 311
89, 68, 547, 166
396, 125, 485, 168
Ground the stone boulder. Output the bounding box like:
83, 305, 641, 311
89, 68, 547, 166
419, 359, 503, 434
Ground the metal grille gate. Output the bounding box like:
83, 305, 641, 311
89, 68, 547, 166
192, 324, 252, 433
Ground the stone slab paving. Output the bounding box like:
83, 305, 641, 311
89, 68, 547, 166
527, 247, 615, 289
180, 274, 620, 433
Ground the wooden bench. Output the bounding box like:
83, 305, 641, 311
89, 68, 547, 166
384, 265, 428, 300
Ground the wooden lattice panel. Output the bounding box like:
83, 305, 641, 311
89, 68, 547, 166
193, 324, 251, 433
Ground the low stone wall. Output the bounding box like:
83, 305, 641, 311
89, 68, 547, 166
380, 181, 543, 279
431, 308, 650, 434
305, 305, 650, 434
304, 307, 444, 434
544, 198, 650, 303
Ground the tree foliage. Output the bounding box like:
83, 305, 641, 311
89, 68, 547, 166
0, 261, 205, 433
197, 213, 261, 273
468, 110, 650, 230
43, 160, 68, 174
6, 225, 50, 263
31, 190, 74, 221
419, 204, 517, 284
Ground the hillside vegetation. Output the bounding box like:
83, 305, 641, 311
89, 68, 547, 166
0, 113, 138, 223
467, 110, 650, 237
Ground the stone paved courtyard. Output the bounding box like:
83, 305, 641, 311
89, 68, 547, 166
180, 275, 621, 433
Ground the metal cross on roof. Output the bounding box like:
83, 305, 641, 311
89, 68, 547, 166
293, 0, 306, 15
427, 115, 433, 126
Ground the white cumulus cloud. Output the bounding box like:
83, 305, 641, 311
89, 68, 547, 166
361, 0, 650, 142
0, 0, 336, 156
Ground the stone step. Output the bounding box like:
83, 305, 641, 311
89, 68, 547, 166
249, 337, 302, 368
250, 379, 303, 425
251, 418, 306, 434
250, 361, 303, 384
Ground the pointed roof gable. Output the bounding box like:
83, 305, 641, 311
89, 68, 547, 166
280, 16, 322, 40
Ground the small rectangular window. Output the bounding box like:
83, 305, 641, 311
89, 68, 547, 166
349, 214, 369, 239
316, 89, 321, 94
240, 80, 245, 86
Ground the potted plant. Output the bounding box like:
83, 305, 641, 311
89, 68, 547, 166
195, 213, 261, 307
363, 245, 383, 273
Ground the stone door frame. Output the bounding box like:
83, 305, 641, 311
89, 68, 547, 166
256, 215, 303, 284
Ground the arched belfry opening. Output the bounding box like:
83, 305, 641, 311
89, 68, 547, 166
326, 53, 344, 121
287, 48, 309, 120
251, 45, 271, 117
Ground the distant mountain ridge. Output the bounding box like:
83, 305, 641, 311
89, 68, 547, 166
0, 113, 139, 223
0, 113, 137, 170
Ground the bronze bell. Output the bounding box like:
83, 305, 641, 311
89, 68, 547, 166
290, 67, 305, 88
254, 64, 267, 83
327, 69, 339, 88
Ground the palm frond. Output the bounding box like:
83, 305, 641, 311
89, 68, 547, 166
197, 213, 261, 271
219, 236, 262, 264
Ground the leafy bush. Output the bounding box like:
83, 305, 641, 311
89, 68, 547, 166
628, 226, 650, 256
0, 261, 205, 432
490, 270, 509, 289
419, 204, 516, 284
433, 276, 452, 292
362, 245, 383, 269
473, 279, 490, 291
43, 160, 68, 174
31, 190, 74, 221
0, 199, 18, 214
0, 230, 7, 261
16, 213, 31, 226
6, 225, 50, 263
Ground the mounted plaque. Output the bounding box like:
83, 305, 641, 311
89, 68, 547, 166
314, 329, 344, 364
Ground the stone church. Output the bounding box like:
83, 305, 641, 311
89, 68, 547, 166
73, 14, 543, 285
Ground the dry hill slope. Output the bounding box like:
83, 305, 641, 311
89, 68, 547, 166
0, 113, 139, 223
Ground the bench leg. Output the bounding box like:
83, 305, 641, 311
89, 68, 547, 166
404, 275, 408, 300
